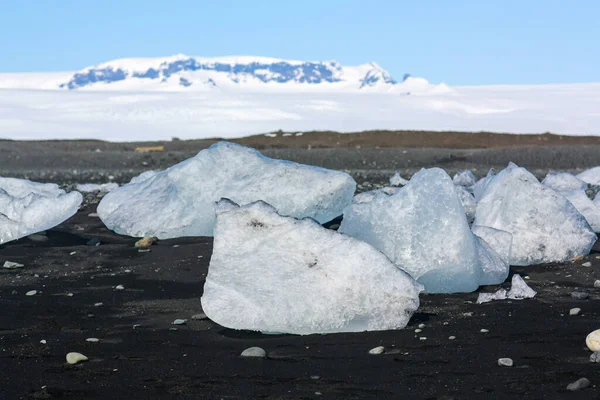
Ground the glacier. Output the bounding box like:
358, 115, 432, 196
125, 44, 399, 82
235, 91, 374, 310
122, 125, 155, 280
97, 142, 356, 238
473, 164, 597, 265
0, 177, 83, 244
339, 168, 509, 293
201, 200, 423, 335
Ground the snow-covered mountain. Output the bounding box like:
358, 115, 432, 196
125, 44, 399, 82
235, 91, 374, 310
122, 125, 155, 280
0, 55, 449, 93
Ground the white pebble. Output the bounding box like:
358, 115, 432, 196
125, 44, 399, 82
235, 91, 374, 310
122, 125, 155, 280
498, 358, 513, 367
173, 319, 187, 325
418, 323, 426, 328
94, 302, 103, 307
85, 338, 100, 343
26, 290, 37, 296
448, 336, 456, 340
570, 308, 582, 316
419, 337, 427, 341
40, 340, 47, 344
583, 262, 592, 267
3, 261, 24, 269
69, 251, 77, 256
586, 329, 600, 351
414, 329, 422, 333
368, 346, 385, 355
240, 347, 266, 358
66, 352, 88, 365
594, 280, 600, 288
114, 285, 125, 290
480, 329, 489, 333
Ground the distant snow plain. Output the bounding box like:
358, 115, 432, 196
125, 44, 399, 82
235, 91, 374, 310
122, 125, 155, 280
1, 71, 600, 141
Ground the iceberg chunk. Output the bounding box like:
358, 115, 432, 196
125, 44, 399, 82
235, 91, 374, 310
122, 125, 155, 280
389, 172, 409, 186
97, 142, 356, 238
473, 164, 597, 266
477, 274, 536, 304
339, 168, 485, 293
473, 169, 495, 201
455, 185, 477, 224
542, 172, 588, 192
473, 226, 512, 285
0, 177, 82, 244
201, 200, 423, 335
577, 166, 600, 185
76, 182, 119, 193
453, 170, 477, 189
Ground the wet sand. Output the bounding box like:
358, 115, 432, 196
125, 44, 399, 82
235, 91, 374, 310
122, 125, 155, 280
2, 131, 600, 399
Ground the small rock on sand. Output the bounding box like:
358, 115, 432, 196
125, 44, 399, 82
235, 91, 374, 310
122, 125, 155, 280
27, 234, 48, 243
25, 290, 37, 296
567, 377, 590, 391
589, 352, 600, 363
3, 261, 24, 269
570, 308, 582, 316
135, 237, 156, 248
369, 346, 385, 355
571, 291, 590, 300
191, 313, 208, 320
241, 347, 266, 358
173, 319, 187, 325
582, 262, 592, 267
498, 358, 513, 367
86, 338, 100, 343
66, 352, 88, 365
594, 280, 600, 288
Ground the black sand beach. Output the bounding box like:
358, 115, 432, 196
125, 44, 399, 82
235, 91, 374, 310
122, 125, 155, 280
2, 131, 600, 399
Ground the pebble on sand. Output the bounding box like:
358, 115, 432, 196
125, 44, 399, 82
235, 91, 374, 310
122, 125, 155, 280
40, 340, 46, 344
448, 336, 456, 340
173, 319, 187, 325
582, 262, 592, 267
480, 329, 489, 333
135, 237, 156, 248
594, 280, 600, 288
3, 261, 24, 269
571, 291, 590, 299
25, 290, 37, 296
85, 338, 100, 343
498, 358, 513, 367
369, 346, 385, 355
114, 285, 125, 290
570, 308, 582, 316
240, 347, 266, 358
66, 352, 89, 365
590, 352, 600, 363
567, 378, 590, 391
586, 329, 600, 351
191, 313, 208, 320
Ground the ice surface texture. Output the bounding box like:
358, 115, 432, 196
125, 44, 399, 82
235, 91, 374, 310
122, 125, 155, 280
201, 200, 422, 335
453, 170, 477, 189
389, 172, 408, 186
577, 167, 600, 186
474, 164, 597, 266
0, 177, 82, 244
97, 142, 356, 238
339, 168, 508, 293
542, 172, 588, 192
76, 182, 119, 193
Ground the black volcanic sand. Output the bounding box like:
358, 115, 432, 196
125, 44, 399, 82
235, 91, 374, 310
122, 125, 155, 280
1, 203, 600, 399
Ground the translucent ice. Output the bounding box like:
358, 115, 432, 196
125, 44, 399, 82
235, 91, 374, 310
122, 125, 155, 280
473, 164, 596, 265
455, 185, 477, 224
473, 169, 495, 201
97, 142, 356, 238
473, 226, 512, 285
76, 182, 119, 193
340, 168, 501, 293
542, 172, 588, 192
0, 177, 82, 244
201, 200, 423, 335
389, 172, 409, 186
453, 170, 477, 189
577, 167, 600, 185
352, 187, 400, 204
476, 274, 536, 304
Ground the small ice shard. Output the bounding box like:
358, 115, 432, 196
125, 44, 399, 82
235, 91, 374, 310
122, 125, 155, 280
75, 183, 119, 193
558, 190, 600, 232
66, 352, 88, 365
0, 177, 83, 245
3, 261, 24, 269
472, 169, 495, 201
455, 186, 477, 224
477, 288, 507, 304
453, 170, 477, 189
542, 172, 588, 192
498, 358, 513, 367
389, 172, 408, 186
577, 166, 600, 185
340, 168, 494, 293
473, 164, 596, 266
201, 200, 422, 334
507, 274, 536, 299
477, 274, 536, 304
474, 235, 510, 286
352, 187, 400, 204
98, 142, 356, 238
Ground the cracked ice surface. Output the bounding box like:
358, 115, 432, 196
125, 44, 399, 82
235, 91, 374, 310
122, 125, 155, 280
97, 142, 356, 238
0, 177, 82, 244
474, 164, 596, 266
201, 200, 422, 334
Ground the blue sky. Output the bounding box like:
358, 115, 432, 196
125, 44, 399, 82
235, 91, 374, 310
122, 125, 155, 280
1, 0, 598, 85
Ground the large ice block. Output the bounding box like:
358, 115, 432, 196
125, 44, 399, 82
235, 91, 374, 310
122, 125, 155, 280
340, 168, 488, 293
201, 200, 423, 335
473, 164, 596, 265
97, 142, 356, 238
577, 167, 600, 186
0, 177, 82, 244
